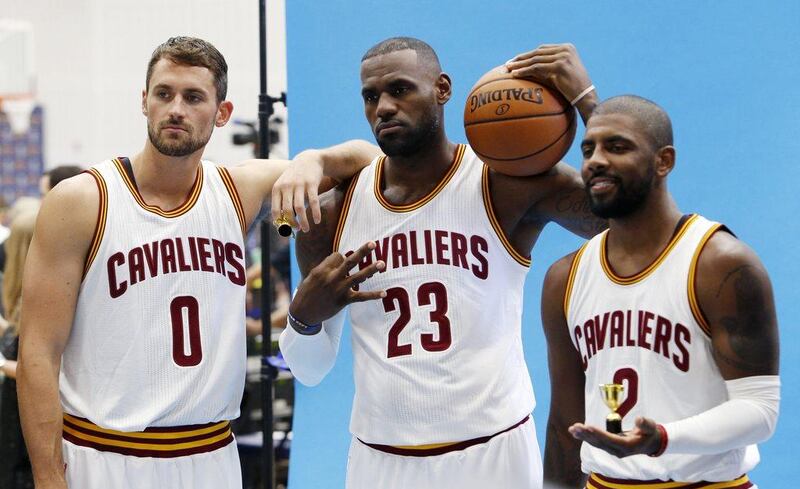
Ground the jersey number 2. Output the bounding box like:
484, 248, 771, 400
383, 282, 451, 358
613, 367, 639, 419
170, 296, 202, 367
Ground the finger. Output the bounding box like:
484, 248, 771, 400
508, 44, 568, 63
307, 184, 321, 225
294, 185, 309, 232
340, 241, 376, 273
271, 183, 282, 222
506, 53, 564, 71
347, 260, 386, 286
281, 180, 294, 223
348, 289, 388, 303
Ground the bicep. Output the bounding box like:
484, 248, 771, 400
696, 234, 779, 379
20, 185, 97, 361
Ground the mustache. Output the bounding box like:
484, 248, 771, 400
158, 119, 190, 131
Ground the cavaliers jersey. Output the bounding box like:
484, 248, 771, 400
335, 144, 535, 445
60, 158, 248, 432
564, 214, 759, 481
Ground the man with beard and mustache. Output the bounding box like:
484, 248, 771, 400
278, 37, 606, 489
16, 37, 380, 489
540, 96, 780, 488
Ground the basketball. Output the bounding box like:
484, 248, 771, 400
463, 68, 576, 176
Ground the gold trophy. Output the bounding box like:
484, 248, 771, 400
273, 214, 295, 238
599, 383, 625, 434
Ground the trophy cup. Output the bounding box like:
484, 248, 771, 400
599, 383, 625, 434
273, 215, 295, 238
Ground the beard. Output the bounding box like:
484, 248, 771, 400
375, 110, 440, 157
586, 165, 655, 219
147, 119, 209, 157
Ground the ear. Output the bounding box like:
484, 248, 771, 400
215, 100, 234, 127
655, 146, 675, 177
141, 89, 148, 116
436, 72, 452, 105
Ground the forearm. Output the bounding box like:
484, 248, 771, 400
662, 375, 780, 455
278, 309, 345, 386
18, 354, 67, 483
297, 139, 378, 183
544, 416, 586, 488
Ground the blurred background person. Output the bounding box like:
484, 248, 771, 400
0, 210, 38, 489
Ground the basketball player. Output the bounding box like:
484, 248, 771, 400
540, 96, 780, 488
278, 38, 605, 489
16, 37, 379, 489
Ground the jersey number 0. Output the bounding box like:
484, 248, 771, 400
170, 296, 203, 367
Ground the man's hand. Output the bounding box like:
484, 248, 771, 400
289, 241, 386, 325
270, 153, 326, 233
505, 43, 597, 122
569, 416, 663, 458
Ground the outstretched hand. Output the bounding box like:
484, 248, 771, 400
289, 241, 387, 325
569, 416, 663, 458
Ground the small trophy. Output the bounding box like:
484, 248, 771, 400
273, 215, 295, 238
599, 383, 625, 434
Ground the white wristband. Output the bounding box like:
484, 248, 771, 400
570, 84, 595, 106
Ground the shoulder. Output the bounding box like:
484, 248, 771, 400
544, 249, 582, 294
696, 228, 767, 280
36, 172, 100, 251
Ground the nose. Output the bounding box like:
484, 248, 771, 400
375, 93, 398, 120
166, 95, 188, 120
583, 145, 609, 175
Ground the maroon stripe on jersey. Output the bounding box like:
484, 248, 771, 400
358, 415, 529, 457
590, 473, 752, 488
63, 430, 234, 458
63, 417, 231, 445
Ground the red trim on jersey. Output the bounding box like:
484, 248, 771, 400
62, 414, 234, 458
373, 144, 465, 213
216, 166, 247, 235
588, 472, 752, 488
82, 168, 108, 279
112, 158, 204, 218
358, 415, 529, 457
332, 172, 360, 252
480, 164, 531, 267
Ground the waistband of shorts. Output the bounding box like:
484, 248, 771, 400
588, 473, 752, 489
357, 414, 530, 457
62, 413, 234, 458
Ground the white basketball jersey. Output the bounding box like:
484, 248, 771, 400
565, 214, 759, 481
61, 158, 248, 431
336, 144, 535, 445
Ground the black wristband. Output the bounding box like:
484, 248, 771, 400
287, 311, 323, 336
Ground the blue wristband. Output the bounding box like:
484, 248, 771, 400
287, 311, 322, 336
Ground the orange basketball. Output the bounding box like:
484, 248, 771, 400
463, 69, 576, 176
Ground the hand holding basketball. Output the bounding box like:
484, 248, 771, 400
505, 43, 594, 110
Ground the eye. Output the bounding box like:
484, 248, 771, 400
157, 90, 170, 99
392, 85, 409, 96
581, 145, 594, 158
362, 92, 377, 103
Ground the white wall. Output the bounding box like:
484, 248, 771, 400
2, 0, 288, 168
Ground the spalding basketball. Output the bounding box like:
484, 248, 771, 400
464, 68, 576, 176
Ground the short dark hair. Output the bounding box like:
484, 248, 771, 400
592, 95, 673, 150
146, 37, 228, 103
47, 165, 84, 189
362, 37, 442, 71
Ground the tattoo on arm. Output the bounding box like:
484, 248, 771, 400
554, 188, 608, 238
712, 264, 779, 375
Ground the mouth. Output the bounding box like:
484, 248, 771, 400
587, 175, 619, 194
375, 121, 403, 137
161, 124, 189, 134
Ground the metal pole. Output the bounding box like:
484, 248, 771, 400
258, 0, 275, 487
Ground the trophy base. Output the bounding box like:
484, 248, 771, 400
606, 418, 622, 434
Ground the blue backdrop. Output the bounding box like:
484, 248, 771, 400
285, 1, 799, 487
